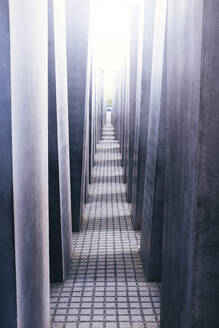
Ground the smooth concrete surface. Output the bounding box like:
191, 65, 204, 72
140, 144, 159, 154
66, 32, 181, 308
94, 70, 104, 145
117, 68, 126, 163
114, 71, 123, 149
126, 5, 139, 202
0, 1, 17, 326
48, 0, 72, 283
66, 0, 90, 232
161, 1, 219, 327
113, 69, 126, 168
80, 49, 91, 213
91, 71, 96, 177
89, 73, 93, 184
48, 0, 62, 282
9, 1, 50, 327
131, 0, 156, 230
120, 69, 126, 166
140, 0, 167, 281
131, 2, 144, 230
123, 57, 130, 185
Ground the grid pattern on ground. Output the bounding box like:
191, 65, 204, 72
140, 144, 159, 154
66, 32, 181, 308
50, 123, 160, 328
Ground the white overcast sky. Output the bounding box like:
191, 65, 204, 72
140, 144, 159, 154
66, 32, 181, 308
90, 0, 142, 100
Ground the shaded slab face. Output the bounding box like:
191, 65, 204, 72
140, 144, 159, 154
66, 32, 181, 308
131, 2, 144, 230
120, 72, 126, 167
9, 1, 50, 327
94, 70, 104, 147
126, 5, 139, 203
0, 1, 17, 326
48, 0, 72, 283
124, 61, 130, 186
66, 0, 89, 232
161, 1, 219, 327
80, 58, 91, 218
131, 0, 156, 230
140, 0, 167, 281
89, 74, 93, 184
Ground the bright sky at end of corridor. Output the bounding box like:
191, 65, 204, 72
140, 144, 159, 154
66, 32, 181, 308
91, 0, 134, 71
91, 0, 143, 101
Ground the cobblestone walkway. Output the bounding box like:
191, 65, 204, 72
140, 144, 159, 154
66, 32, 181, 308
50, 123, 160, 328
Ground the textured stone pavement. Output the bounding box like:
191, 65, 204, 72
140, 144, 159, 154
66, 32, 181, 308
50, 123, 160, 328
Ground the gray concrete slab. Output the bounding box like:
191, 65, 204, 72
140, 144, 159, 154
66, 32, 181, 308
66, 0, 90, 231
89, 73, 93, 184
81, 56, 91, 211
9, 0, 50, 327
126, 5, 140, 202
0, 1, 17, 326
140, 0, 167, 281
131, 0, 156, 230
48, 0, 72, 283
124, 58, 130, 185
131, 2, 144, 230
161, 1, 219, 327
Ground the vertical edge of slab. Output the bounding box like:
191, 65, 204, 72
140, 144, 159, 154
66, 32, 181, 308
0, 1, 17, 326
53, 0, 73, 281
127, 4, 140, 202
131, 1, 144, 230
48, 0, 64, 283
66, 0, 90, 232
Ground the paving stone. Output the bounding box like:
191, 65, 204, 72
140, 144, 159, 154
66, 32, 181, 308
106, 323, 117, 328
92, 323, 104, 328
78, 323, 90, 328
133, 324, 145, 328
52, 324, 64, 328
66, 316, 78, 322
